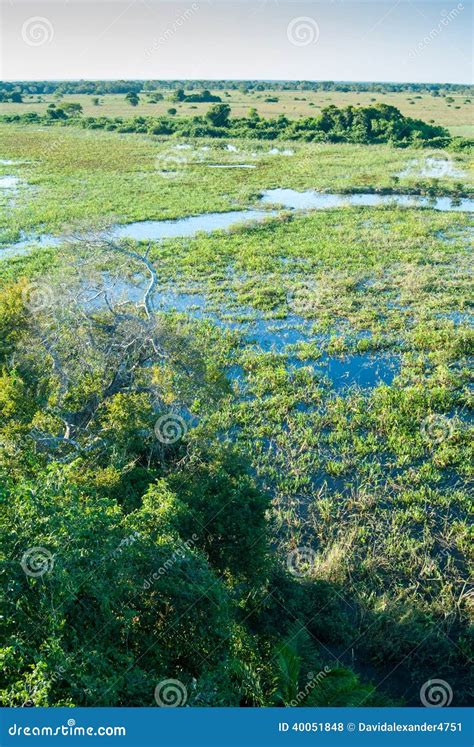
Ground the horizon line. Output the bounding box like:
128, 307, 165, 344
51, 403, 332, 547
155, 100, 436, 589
1, 77, 473, 86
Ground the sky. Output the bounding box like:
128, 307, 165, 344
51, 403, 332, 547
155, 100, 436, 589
1, 0, 472, 83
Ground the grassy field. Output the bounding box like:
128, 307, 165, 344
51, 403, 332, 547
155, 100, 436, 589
1, 89, 473, 137
0, 107, 472, 706
0, 124, 473, 246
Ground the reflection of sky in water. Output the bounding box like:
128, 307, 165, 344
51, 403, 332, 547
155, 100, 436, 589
0, 176, 21, 189
208, 164, 256, 169
80, 274, 400, 392
436, 311, 474, 326
261, 188, 474, 212
2, 187, 473, 261
289, 353, 399, 390
112, 209, 272, 240
0, 184, 468, 394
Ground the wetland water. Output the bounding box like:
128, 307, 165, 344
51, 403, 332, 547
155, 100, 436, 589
80, 274, 401, 392
1, 185, 471, 390
0, 209, 276, 260
260, 188, 474, 212
1, 188, 473, 261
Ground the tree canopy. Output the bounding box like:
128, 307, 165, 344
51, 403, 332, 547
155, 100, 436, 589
1, 102, 460, 148
0, 246, 390, 707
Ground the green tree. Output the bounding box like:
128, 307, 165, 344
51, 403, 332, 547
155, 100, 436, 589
206, 103, 231, 127
170, 88, 186, 103
46, 104, 67, 120
125, 92, 140, 107
138, 447, 270, 582
62, 102, 83, 116
0, 471, 233, 706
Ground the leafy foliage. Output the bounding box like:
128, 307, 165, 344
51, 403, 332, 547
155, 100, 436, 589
0, 103, 455, 147
0, 113, 471, 708
0, 261, 379, 707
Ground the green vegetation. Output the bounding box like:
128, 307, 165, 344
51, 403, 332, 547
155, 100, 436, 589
0, 89, 472, 708
0, 124, 472, 248
2, 80, 472, 97
0, 256, 390, 707
0, 102, 457, 148
125, 92, 140, 107
171, 88, 222, 104
2, 85, 472, 138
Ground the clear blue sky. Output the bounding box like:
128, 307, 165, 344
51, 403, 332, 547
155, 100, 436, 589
1, 0, 472, 83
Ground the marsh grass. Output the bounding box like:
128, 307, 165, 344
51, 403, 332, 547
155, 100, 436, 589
0, 123, 473, 246
0, 123, 472, 703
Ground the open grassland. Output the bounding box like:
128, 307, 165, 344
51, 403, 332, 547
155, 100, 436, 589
1, 89, 473, 136
0, 121, 472, 706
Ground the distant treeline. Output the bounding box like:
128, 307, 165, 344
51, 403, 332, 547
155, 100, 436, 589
2, 103, 465, 149
0, 79, 473, 96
